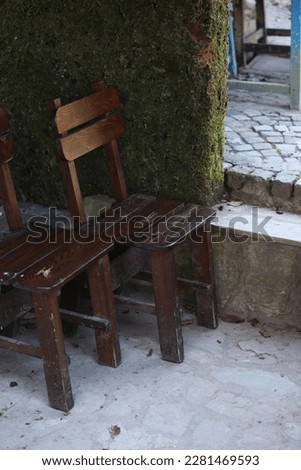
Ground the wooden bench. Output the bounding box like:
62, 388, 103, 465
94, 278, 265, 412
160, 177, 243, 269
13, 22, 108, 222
0, 106, 120, 411
48, 81, 218, 364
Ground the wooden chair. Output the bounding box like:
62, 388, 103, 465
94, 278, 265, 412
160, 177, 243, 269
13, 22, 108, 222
233, 0, 290, 67
0, 106, 120, 411
48, 81, 218, 364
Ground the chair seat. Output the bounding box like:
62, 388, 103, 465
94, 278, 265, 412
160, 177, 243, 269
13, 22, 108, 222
85, 193, 215, 250
0, 224, 113, 292
13, 232, 113, 293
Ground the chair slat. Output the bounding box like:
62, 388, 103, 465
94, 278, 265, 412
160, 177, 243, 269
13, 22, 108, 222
0, 336, 42, 358
55, 87, 120, 134
120, 198, 183, 245
134, 204, 215, 249
59, 115, 125, 161
0, 228, 28, 258
90, 194, 157, 239
0, 227, 67, 283
103, 198, 182, 244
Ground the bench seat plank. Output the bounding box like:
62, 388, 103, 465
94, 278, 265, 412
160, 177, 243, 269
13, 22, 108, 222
13, 237, 113, 292
0, 228, 68, 283
131, 204, 215, 250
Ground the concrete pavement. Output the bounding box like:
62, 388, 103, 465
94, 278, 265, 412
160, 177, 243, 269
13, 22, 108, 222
1, 310, 301, 450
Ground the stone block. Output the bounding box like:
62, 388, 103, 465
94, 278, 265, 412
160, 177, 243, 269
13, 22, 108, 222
223, 162, 233, 171
213, 234, 301, 329
225, 116, 239, 126
244, 109, 262, 117
233, 114, 251, 121
271, 173, 296, 199
293, 179, 301, 205
234, 155, 263, 168
284, 137, 300, 145
254, 116, 272, 124
274, 125, 288, 132
226, 166, 252, 190
253, 143, 273, 150
276, 144, 297, 157
250, 169, 274, 180
267, 137, 284, 144
224, 152, 240, 164
261, 149, 281, 158
261, 158, 284, 173
239, 132, 259, 139
232, 144, 253, 152
229, 170, 273, 207
284, 158, 301, 172
261, 131, 282, 137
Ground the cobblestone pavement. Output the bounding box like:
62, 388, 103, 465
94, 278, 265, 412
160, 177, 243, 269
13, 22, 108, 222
225, 90, 301, 213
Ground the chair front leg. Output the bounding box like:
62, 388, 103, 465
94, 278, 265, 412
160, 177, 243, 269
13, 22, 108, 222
87, 255, 121, 368
151, 249, 184, 363
33, 291, 74, 411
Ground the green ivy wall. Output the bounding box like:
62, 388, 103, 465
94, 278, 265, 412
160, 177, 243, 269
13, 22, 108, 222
0, 0, 228, 207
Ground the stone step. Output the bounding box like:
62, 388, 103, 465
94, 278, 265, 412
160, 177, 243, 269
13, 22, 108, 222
213, 203, 301, 247
212, 203, 301, 329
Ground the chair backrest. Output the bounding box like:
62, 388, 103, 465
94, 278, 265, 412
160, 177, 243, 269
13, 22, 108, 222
0, 107, 22, 230
48, 81, 128, 225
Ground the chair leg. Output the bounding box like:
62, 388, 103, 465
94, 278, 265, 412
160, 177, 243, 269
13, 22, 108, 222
256, 0, 267, 44
33, 291, 74, 411
190, 226, 218, 329
87, 255, 121, 368
60, 273, 86, 336
151, 249, 184, 363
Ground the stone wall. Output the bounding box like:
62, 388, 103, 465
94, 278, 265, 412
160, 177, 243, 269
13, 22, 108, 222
0, 0, 228, 207
213, 231, 301, 329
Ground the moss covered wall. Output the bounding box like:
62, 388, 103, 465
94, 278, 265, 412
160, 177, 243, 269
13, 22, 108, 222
0, 0, 228, 207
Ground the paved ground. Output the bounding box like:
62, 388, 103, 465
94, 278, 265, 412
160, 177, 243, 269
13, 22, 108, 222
225, 92, 301, 213
226, 57, 301, 214
1, 312, 301, 450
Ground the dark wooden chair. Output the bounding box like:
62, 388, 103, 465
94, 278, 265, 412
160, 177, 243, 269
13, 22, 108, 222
233, 0, 290, 67
0, 106, 120, 411
48, 81, 218, 364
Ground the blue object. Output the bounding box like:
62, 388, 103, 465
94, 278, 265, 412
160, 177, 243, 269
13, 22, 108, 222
228, 15, 237, 77
290, 0, 301, 109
